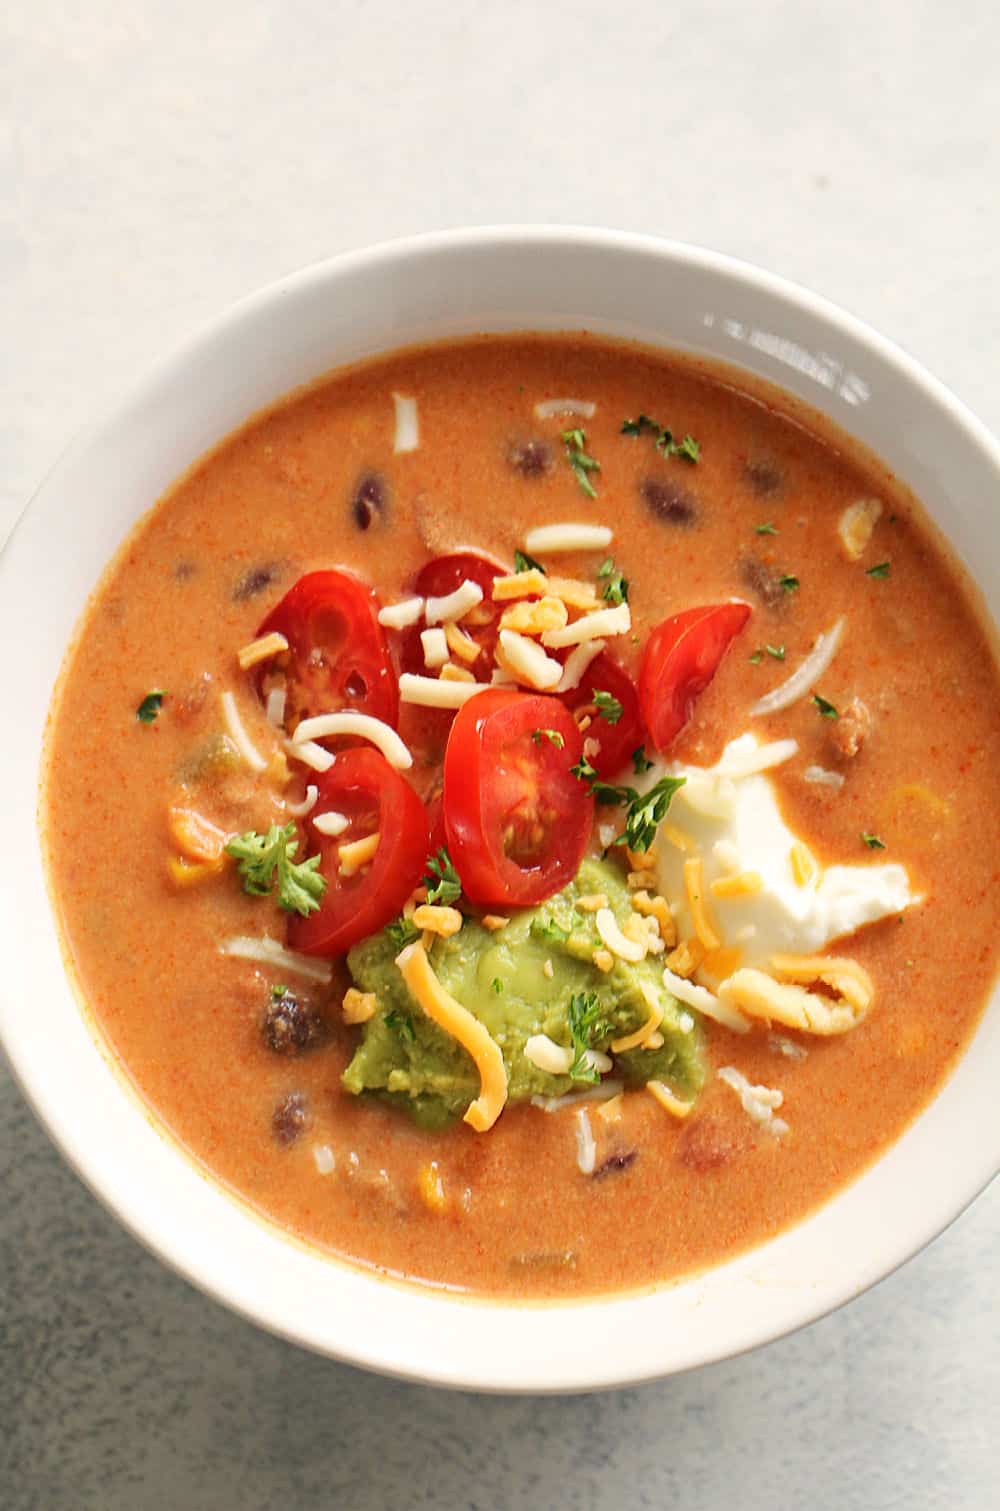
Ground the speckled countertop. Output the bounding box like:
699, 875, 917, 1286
2, 2, 998, 1506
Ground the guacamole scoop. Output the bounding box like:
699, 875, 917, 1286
342, 858, 706, 1128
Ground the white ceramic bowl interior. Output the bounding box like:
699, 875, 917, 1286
2, 227, 998, 1392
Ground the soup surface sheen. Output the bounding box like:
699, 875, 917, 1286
44, 335, 1000, 1297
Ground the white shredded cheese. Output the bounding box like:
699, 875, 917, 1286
265, 685, 287, 727
421, 626, 449, 669
285, 783, 319, 817
313, 1144, 336, 1175
662, 966, 751, 1033
533, 397, 597, 420
525, 1034, 573, 1075
219, 935, 333, 984
288, 738, 334, 773
424, 579, 484, 624
393, 393, 419, 453
542, 602, 631, 649
531, 1080, 624, 1112
750, 618, 845, 717
291, 712, 413, 771
497, 628, 563, 690
715, 737, 799, 778
678, 1011, 695, 1033
804, 764, 846, 790
555, 638, 606, 693
574, 1108, 597, 1174
769, 1032, 809, 1060
220, 690, 268, 773
377, 595, 424, 630
596, 907, 645, 963
313, 810, 350, 837
717, 1065, 789, 1137
524, 523, 613, 555
237, 631, 289, 671
399, 673, 491, 708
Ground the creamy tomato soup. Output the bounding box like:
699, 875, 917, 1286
43, 335, 1000, 1297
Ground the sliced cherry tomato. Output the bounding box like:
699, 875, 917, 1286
443, 689, 593, 908
424, 792, 447, 862
290, 748, 428, 957
257, 569, 398, 731
559, 651, 644, 779
639, 601, 752, 752
399, 551, 505, 679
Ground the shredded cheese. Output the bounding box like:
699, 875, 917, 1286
717, 965, 871, 1035
424, 579, 484, 624
576, 892, 608, 912
631, 890, 676, 946
219, 934, 333, 984
395, 940, 507, 1131
417, 1161, 446, 1212
683, 856, 721, 951
342, 988, 377, 1024
497, 629, 563, 690
492, 569, 598, 610
541, 601, 631, 649
237, 631, 289, 671
220, 690, 268, 773
313, 1144, 336, 1175
717, 1065, 788, 1136
265, 685, 287, 726
610, 981, 664, 1052
288, 738, 334, 773
664, 937, 706, 978
285, 784, 319, 817
662, 965, 751, 1033
804, 764, 846, 790
393, 392, 419, 453
338, 831, 380, 876
647, 1081, 695, 1119
534, 397, 596, 419
421, 626, 449, 669
838, 497, 882, 560
596, 1092, 624, 1124
524, 523, 613, 555
661, 824, 694, 853
750, 619, 845, 718
525, 1034, 574, 1075
444, 620, 481, 664
313, 810, 350, 838
710, 870, 764, 899
770, 953, 875, 1015
531, 1080, 624, 1113
377, 595, 425, 630
440, 662, 476, 683
595, 907, 645, 963
575, 1108, 597, 1174
168, 806, 228, 863
291, 711, 413, 771
411, 903, 463, 938
399, 673, 491, 708
789, 841, 818, 887
481, 914, 510, 932
555, 638, 607, 693
499, 596, 568, 635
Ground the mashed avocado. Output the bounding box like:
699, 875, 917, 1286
342, 858, 706, 1128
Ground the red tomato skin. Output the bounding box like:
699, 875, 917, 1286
257, 569, 399, 729
558, 651, 644, 779
639, 601, 752, 752
290, 748, 428, 957
443, 689, 594, 908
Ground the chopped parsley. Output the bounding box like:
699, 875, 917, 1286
567, 991, 612, 1083
755, 522, 778, 535
530, 916, 570, 946
597, 557, 629, 604
385, 915, 420, 950
225, 822, 327, 917
532, 727, 565, 749
862, 832, 886, 850
570, 759, 686, 852
592, 689, 623, 724
136, 689, 167, 723
270, 984, 289, 1000
514, 548, 545, 574
765, 644, 786, 660
621, 414, 700, 463
561, 428, 601, 498
631, 744, 654, 775
424, 847, 462, 906
779, 573, 800, 594
384, 1009, 416, 1043
866, 561, 891, 579
748, 650, 763, 664
812, 694, 839, 719
492, 977, 504, 995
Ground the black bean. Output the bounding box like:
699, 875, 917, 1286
233, 561, 281, 601
640, 476, 698, 526
352, 471, 388, 530
739, 555, 786, 610
592, 1149, 638, 1179
272, 1091, 308, 1146
744, 456, 784, 495
262, 992, 326, 1055
507, 438, 553, 477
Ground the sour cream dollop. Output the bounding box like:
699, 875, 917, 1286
649, 735, 919, 973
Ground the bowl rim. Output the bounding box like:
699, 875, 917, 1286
3, 223, 999, 1393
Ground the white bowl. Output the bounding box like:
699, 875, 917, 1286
2, 227, 998, 1392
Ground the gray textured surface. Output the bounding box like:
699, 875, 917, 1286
3, 1, 999, 1506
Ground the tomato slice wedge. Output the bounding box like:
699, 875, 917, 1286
559, 651, 644, 779
399, 551, 505, 679
639, 601, 752, 752
290, 748, 429, 957
443, 689, 593, 908
257, 569, 398, 731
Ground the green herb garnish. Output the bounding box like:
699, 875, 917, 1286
812, 694, 839, 719
561, 428, 601, 498
766, 644, 786, 660
597, 557, 629, 604
862, 833, 886, 850
385, 1009, 416, 1042
492, 977, 504, 995
424, 847, 462, 906
748, 650, 763, 664
270, 984, 288, 1000
592, 689, 623, 725
514, 548, 545, 574
621, 415, 700, 463
385, 915, 421, 951
225, 822, 327, 917
866, 561, 891, 579
530, 917, 570, 945
631, 745, 654, 775
567, 992, 612, 1083
755, 522, 778, 535
532, 727, 566, 749
570, 760, 686, 852
779, 574, 800, 594
136, 689, 167, 723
